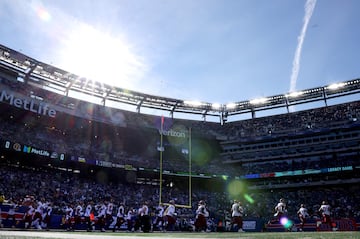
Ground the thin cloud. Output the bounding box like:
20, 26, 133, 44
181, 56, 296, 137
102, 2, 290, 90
289, 0, 317, 92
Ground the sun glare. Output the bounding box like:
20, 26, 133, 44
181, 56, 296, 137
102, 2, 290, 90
37, 7, 51, 22
57, 24, 146, 89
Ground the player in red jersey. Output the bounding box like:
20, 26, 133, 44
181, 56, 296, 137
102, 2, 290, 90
23, 202, 35, 229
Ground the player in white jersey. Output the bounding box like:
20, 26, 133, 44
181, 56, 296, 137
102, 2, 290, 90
41, 202, 52, 230
153, 203, 165, 231
318, 201, 336, 231
164, 200, 177, 231
274, 198, 287, 221
74, 201, 84, 230
64, 204, 74, 231
113, 202, 125, 232
297, 204, 309, 231
84, 201, 94, 232
126, 207, 136, 232
32, 199, 45, 230
231, 200, 245, 232
138, 201, 151, 232
195, 200, 209, 232
105, 199, 114, 229
96, 202, 107, 232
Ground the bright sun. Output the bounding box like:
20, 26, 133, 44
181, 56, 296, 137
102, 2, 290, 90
57, 23, 146, 89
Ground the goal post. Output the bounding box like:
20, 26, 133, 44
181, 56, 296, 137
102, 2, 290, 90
159, 124, 192, 209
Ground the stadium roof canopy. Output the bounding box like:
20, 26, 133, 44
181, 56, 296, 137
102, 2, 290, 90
1, 43, 360, 123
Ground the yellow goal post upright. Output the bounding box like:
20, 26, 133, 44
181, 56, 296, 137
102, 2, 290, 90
158, 119, 192, 209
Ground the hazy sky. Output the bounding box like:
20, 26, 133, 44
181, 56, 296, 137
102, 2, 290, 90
1, 0, 359, 108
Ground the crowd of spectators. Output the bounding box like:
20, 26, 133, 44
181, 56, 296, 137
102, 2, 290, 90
1, 106, 358, 178
0, 164, 359, 231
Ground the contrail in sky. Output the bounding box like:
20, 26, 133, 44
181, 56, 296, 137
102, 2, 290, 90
289, 0, 317, 92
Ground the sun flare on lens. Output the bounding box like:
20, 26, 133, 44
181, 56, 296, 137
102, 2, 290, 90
280, 217, 293, 229
244, 193, 254, 204
227, 180, 245, 198
58, 24, 146, 89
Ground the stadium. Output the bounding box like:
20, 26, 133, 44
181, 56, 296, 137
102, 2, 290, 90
0, 42, 360, 239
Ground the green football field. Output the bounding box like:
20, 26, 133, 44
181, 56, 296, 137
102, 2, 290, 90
0, 230, 359, 239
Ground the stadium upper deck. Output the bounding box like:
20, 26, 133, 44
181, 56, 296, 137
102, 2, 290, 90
1, 43, 360, 123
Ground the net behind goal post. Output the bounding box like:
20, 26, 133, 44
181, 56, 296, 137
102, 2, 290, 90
158, 123, 192, 209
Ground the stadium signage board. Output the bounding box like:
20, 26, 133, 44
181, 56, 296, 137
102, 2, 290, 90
0, 90, 56, 117
243, 220, 257, 230
158, 129, 186, 138
326, 166, 353, 172
23, 145, 50, 157
3, 139, 65, 160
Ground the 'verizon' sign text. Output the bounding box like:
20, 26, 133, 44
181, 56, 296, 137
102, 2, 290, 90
0, 90, 56, 117
159, 129, 186, 138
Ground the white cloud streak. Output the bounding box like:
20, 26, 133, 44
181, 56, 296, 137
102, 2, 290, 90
289, 0, 317, 92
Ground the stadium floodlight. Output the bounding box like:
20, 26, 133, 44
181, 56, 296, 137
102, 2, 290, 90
24, 67, 32, 74
212, 103, 221, 110
226, 102, 237, 109
65, 82, 72, 88
184, 100, 203, 107
249, 97, 268, 105
24, 60, 31, 67
118, 90, 134, 98
35, 65, 43, 71
136, 100, 143, 106
181, 148, 189, 154
285, 91, 304, 98
327, 82, 345, 90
